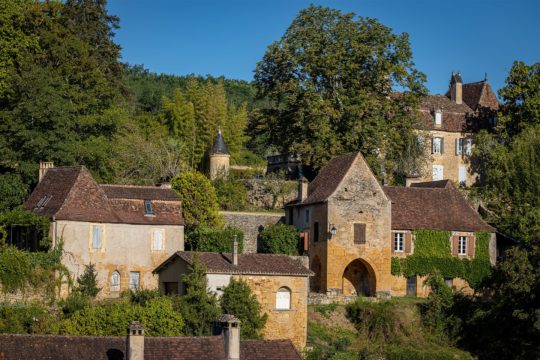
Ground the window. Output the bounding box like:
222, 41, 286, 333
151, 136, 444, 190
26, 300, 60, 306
110, 271, 120, 292
92, 225, 103, 250
35, 195, 52, 209
458, 236, 467, 255
456, 138, 463, 155
432, 165, 444, 181
464, 138, 473, 156
444, 278, 453, 288
144, 200, 153, 215
434, 110, 442, 127
313, 222, 319, 242
394, 233, 404, 252
459, 165, 467, 185
354, 223, 366, 244
130, 272, 140, 291
432, 137, 443, 154
153, 229, 164, 251
305, 209, 310, 223
276, 287, 291, 310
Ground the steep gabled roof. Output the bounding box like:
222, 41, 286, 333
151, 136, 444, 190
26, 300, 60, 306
300, 152, 358, 205
24, 167, 183, 225
383, 186, 495, 232
154, 251, 313, 277
0, 334, 302, 360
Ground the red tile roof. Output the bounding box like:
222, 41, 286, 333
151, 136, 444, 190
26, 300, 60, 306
383, 186, 495, 232
0, 334, 302, 360
23, 167, 183, 226
154, 251, 313, 276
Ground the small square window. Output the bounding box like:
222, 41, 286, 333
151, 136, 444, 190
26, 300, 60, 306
144, 200, 154, 215
394, 233, 404, 252
458, 236, 467, 255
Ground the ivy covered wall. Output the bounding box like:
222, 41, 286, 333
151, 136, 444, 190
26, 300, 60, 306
391, 230, 491, 288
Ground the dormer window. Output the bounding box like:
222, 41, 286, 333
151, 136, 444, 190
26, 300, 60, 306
434, 109, 442, 127
144, 200, 154, 215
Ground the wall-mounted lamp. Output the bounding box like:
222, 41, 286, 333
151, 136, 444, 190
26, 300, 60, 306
329, 224, 337, 237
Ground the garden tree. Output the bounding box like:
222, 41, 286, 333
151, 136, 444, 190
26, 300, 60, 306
186, 226, 244, 252
223, 103, 250, 164
176, 257, 220, 336
171, 171, 222, 230
220, 278, 268, 339
213, 175, 248, 211
253, 5, 427, 180
497, 61, 540, 139
74, 263, 100, 298
0, 174, 28, 211
260, 223, 300, 255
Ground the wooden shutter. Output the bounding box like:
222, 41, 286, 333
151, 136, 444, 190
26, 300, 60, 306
468, 236, 476, 257
354, 224, 366, 244
452, 235, 459, 256
303, 232, 310, 251
391, 233, 395, 253
440, 137, 445, 154
431, 138, 434, 154
405, 233, 412, 253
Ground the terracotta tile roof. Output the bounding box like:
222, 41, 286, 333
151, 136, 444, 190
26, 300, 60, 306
101, 184, 180, 201
154, 251, 313, 276
24, 167, 183, 226
410, 180, 453, 188
299, 152, 357, 205
0, 334, 301, 359
383, 186, 495, 232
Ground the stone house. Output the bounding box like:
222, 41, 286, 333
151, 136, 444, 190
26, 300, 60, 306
0, 317, 302, 360
23, 164, 184, 298
285, 152, 496, 297
153, 243, 312, 349
416, 71, 499, 186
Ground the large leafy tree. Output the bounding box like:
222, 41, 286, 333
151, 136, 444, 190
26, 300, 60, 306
253, 5, 426, 180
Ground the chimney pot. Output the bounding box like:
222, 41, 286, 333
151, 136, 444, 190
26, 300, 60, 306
232, 235, 238, 266
126, 321, 144, 360
298, 177, 308, 202
213, 315, 241, 360
39, 161, 54, 183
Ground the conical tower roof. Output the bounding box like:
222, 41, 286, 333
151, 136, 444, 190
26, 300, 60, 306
211, 130, 230, 155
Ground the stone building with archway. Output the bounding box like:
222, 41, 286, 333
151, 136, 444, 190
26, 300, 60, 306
286, 152, 496, 297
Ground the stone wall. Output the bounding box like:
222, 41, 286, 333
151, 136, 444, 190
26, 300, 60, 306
220, 211, 284, 253
242, 179, 297, 209
235, 274, 309, 350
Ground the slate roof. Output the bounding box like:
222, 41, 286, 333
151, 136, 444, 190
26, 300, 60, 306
0, 334, 302, 360
383, 186, 495, 232
154, 251, 313, 276
23, 167, 183, 226
295, 152, 357, 206
211, 131, 230, 155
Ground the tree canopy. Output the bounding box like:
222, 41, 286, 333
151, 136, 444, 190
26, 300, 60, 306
252, 5, 427, 181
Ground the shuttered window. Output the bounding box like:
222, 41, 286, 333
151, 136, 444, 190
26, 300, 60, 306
92, 225, 102, 250
276, 287, 291, 310
458, 236, 467, 255
354, 223, 366, 244
153, 229, 164, 251
394, 233, 404, 252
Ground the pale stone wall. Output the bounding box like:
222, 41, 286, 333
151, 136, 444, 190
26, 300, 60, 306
235, 274, 308, 350
391, 275, 474, 297
209, 154, 230, 180
220, 211, 284, 253
56, 220, 184, 298
421, 130, 476, 186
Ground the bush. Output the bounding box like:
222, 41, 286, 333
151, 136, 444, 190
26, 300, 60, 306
186, 225, 244, 253
346, 298, 399, 341
420, 271, 458, 339
60, 292, 90, 315
0, 302, 59, 334
220, 278, 267, 339
213, 176, 248, 211
260, 223, 299, 255
73, 263, 100, 298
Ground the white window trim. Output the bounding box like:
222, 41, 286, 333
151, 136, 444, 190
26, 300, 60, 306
458, 236, 467, 255
394, 233, 404, 252
432, 137, 443, 154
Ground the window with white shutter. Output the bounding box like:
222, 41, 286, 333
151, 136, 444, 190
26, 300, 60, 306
92, 225, 103, 250
153, 229, 164, 251
276, 287, 291, 310
432, 165, 444, 181
456, 138, 463, 155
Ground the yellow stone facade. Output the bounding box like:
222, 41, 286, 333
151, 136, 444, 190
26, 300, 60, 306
234, 274, 308, 350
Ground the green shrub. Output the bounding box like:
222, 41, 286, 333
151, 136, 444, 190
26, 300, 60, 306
0, 303, 59, 334
60, 292, 90, 315
186, 225, 244, 253
313, 303, 338, 317
73, 263, 100, 298
220, 278, 267, 339
213, 176, 248, 211
346, 298, 398, 341
129, 289, 163, 306
260, 223, 299, 255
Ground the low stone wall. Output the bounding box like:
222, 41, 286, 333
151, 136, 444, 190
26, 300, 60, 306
220, 211, 285, 253
308, 292, 358, 305
242, 179, 297, 209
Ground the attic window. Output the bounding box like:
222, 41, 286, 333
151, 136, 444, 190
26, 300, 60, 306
434, 110, 442, 127
35, 195, 52, 209
144, 200, 154, 215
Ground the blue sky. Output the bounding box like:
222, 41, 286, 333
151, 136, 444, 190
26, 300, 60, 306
107, 0, 539, 95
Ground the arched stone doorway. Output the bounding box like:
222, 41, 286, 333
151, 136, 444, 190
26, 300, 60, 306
310, 256, 322, 292
342, 258, 376, 296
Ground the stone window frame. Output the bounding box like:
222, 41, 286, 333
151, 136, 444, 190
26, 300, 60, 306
110, 270, 121, 292
275, 286, 292, 311
88, 223, 106, 253
391, 230, 413, 256
458, 236, 468, 255
151, 228, 166, 252
129, 271, 140, 291
394, 232, 404, 252
432, 137, 444, 154
450, 231, 476, 258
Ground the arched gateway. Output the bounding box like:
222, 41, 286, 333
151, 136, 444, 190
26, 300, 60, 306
342, 258, 376, 296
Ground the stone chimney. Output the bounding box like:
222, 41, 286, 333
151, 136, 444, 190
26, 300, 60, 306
126, 321, 144, 360
405, 175, 422, 187
39, 161, 54, 183
213, 315, 241, 360
450, 71, 463, 105
232, 235, 238, 266
298, 176, 308, 202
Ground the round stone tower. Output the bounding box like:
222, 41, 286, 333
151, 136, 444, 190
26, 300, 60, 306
209, 130, 230, 180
